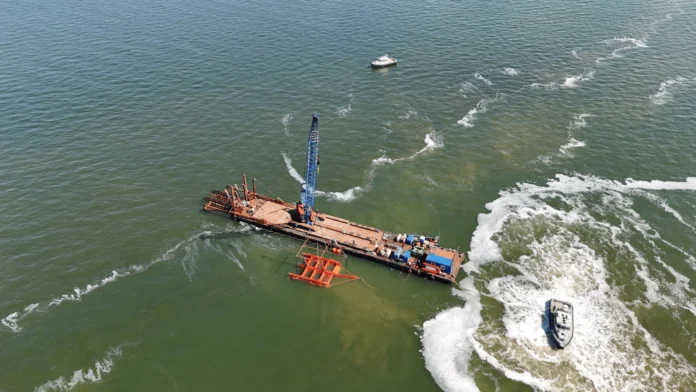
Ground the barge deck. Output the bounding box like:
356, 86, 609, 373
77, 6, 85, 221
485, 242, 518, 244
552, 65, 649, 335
203, 176, 464, 284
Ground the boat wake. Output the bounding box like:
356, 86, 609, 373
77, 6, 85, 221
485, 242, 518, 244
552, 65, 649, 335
530, 33, 650, 91
538, 113, 591, 164
372, 132, 444, 165
423, 174, 696, 392
457, 93, 504, 128
399, 109, 421, 120
1, 226, 250, 333
335, 104, 352, 118
474, 72, 493, 86
596, 37, 647, 63
281, 152, 305, 184
281, 113, 294, 135
650, 77, 694, 105
502, 68, 519, 76
334, 93, 354, 118
458, 81, 480, 98
282, 132, 442, 202
530, 71, 595, 90
557, 138, 586, 155
315, 187, 364, 203
422, 277, 483, 391
281, 152, 366, 202
34, 343, 132, 391
381, 120, 392, 135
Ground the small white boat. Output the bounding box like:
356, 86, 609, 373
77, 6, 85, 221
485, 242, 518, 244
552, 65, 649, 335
371, 54, 397, 68
545, 299, 573, 349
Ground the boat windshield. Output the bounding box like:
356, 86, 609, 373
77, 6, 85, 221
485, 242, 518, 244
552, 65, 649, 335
556, 311, 571, 328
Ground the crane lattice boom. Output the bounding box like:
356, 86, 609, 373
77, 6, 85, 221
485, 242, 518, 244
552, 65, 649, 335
300, 113, 320, 224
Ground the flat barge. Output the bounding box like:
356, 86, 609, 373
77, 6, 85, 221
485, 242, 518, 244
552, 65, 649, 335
202, 175, 465, 284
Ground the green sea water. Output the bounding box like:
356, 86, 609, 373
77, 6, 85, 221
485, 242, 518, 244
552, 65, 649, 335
1, 0, 695, 391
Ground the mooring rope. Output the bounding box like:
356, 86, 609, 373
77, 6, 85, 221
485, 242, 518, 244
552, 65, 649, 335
254, 179, 282, 200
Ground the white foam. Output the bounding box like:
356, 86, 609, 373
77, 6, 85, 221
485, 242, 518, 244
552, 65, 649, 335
203, 237, 246, 272
457, 107, 479, 128
570, 113, 592, 130
281, 152, 306, 184
1, 303, 39, 332
474, 72, 493, 85
530, 71, 594, 90
381, 121, 392, 134
650, 77, 692, 105
423, 175, 438, 192
602, 37, 648, 48
530, 82, 558, 90
47, 269, 128, 307
502, 68, 519, 76
537, 114, 591, 164
571, 49, 580, 59
282, 152, 367, 202
371, 156, 395, 165
457, 94, 503, 127
597, 37, 648, 63
421, 277, 483, 392
335, 104, 352, 118
639, 192, 696, 232
281, 113, 293, 135
180, 241, 200, 280
226, 249, 245, 271
536, 153, 554, 166
34, 345, 127, 391
316, 187, 363, 203
459, 81, 479, 97
399, 109, 419, 120
625, 177, 696, 190
562, 71, 595, 88
371, 132, 443, 165
414, 132, 444, 158
558, 138, 586, 155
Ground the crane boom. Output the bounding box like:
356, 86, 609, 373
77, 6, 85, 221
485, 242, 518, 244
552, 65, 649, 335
300, 113, 320, 224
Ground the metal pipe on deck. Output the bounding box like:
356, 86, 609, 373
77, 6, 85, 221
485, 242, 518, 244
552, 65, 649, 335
243, 174, 249, 199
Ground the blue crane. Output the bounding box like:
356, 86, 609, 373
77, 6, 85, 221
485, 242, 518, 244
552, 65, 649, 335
299, 113, 320, 224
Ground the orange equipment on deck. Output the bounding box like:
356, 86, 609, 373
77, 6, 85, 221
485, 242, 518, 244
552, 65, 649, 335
288, 253, 358, 288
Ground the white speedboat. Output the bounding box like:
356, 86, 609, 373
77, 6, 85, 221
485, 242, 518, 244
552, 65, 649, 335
545, 299, 573, 348
371, 54, 397, 68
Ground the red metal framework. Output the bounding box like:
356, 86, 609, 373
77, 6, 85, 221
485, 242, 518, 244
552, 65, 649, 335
288, 253, 358, 288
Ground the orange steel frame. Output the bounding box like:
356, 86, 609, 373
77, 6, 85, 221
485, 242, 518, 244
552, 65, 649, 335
288, 253, 358, 288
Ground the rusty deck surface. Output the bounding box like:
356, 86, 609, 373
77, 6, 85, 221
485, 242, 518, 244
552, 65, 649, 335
240, 198, 462, 280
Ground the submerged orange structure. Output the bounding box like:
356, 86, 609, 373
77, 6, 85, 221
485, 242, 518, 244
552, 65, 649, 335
288, 253, 358, 288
